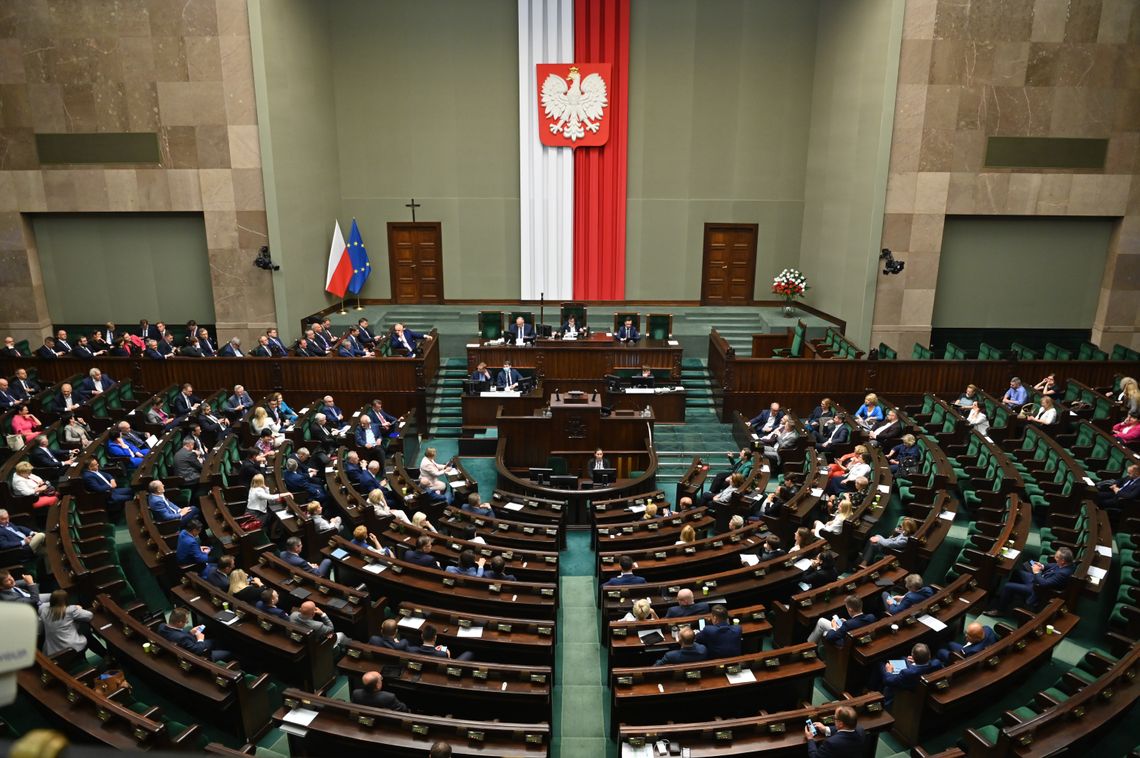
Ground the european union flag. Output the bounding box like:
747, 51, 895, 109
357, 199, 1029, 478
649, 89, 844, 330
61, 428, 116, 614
346, 219, 371, 295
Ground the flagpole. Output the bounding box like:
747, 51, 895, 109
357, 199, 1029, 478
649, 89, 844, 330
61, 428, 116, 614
354, 296, 363, 311
338, 299, 346, 315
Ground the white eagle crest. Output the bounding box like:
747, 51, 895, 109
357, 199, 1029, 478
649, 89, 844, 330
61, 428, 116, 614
541, 66, 608, 142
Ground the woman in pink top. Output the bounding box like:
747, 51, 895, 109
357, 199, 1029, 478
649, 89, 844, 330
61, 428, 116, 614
10, 405, 42, 442
1114, 413, 1140, 444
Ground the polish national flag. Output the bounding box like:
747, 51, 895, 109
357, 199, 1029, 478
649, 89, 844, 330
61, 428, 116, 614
325, 220, 352, 298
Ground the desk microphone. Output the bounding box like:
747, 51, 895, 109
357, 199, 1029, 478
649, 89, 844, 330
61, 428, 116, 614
555, 389, 561, 401
591, 389, 598, 401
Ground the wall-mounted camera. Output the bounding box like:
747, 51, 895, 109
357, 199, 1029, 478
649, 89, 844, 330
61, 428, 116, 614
880, 248, 905, 275
255, 245, 279, 272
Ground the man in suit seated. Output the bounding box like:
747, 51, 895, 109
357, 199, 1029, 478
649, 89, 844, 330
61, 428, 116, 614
172, 437, 204, 487
225, 384, 255, 420
265, 327, 289, 356
290, 600, 347, 647
0, 508, 45, 561
343, 451, 381, 493
0, 569, 49, 607
55, 382, 81, 413
414, 623, 474, 661
506, 316, 535, 345
283, 457, 331, 506
807, 595, 877, 646
695, 604, 742, 658
867, 409, 902, 447
81, 459, 133, 515
27, 434, 75, 476
615, 317, 639, 343
320, 395, 350, 432
351, 670, 409, 711
603, 555, 646, 586
355, 318, 377, 347
461, 493, 495, 518
495, 360, 522, 391
256, 588, 289, 619
877, 642, 943, 707
156, 333, 179, 357
0, 336, 22, 357
158, 607, 230, 662
172, 384, 201, 417
219, 337, 243, 357
0, 379, 17, 410
69, 335, 95, 359
664, 588, 710, 618
586, 448, 611, 476
1095, 463, 1140, 516
485, 555, 516, 581
469, 362, 493, 388
202, 554, 234, 591
347, 327, 373, 356
654, 627, 706, 666
936, 621, 998, 664
10, 368, 39, 401
142, 338, 167, 359
367, 399, 400, 439
805, 704, 866, 757
148, 480, 201, 527
249, 335, 273, 357
53, 330, 73, 354
882, 573, 936, 615
368, 618, 411, 649
562, 314, 582, 337
354, 416, 385, 463
176, 519, 212, 565
35, 337, 58, 359
445, 549, 486, 577
196, 328, 216, 356
280, 536, 333, 578
389, 323, 423, 355
987, 547, 1075, 615
748, 402, 784, 434
76, 368, 114, 402
403, 535, 441, 568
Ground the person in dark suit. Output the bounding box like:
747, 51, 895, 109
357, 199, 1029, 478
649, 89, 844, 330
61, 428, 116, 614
469, 362, 493, 387
218, 337, 243, 357
485, 555, 516, 582
147, 480, 201, 526
882, 573, 936, 615
181, 338, 204, 357
172, 437, 204, 486
81, 459, 133, 513
76, 368, 115, 402
0, 379, 17, 410
202, 555, 234, 591
70, 336, 94, 359
279, 536, 333, 578
368, 619, 411, 649
935, 622, 998, 664
506, 316, 535, 344
36, 338, 58, 359
664, 588, 710, 618
27, 435, 74, 476
987, 548, 1075, 614
0, 509, 45, 561
195, 328, 216, 356
603, 555, 646, 586
355, 319, 377, 347
562, 315, 582, 337
615, 318, 639, 343
283, 457, 329, 505
413, 624, 474, 660
10, 369, 39, 400
54, 382, 81, 413
495, 361, 522, 390
808, 595, 877, 646
878, 642, 943, 707
256, 588, 289, 619
801, 550, 840, 590
586, 448, 612, 475
748, 402, 784, 434
654, 627, 706, 666
250, 336, 273, 357
158, 607, 230, 662
109, 338, 132, 357
0, 336, 22, 357
265, 328, 289, 356
445, 549, 486, 577
137, 320, 157, 342
172, 384, 200, 417
175, 520, 212, 565
389, 323, 423, 355
695, 605, 742, 658
461, 493, 495, 518
805, 705, 866, 757
816, 413, 851, 451
336, 338, 357, 357
52, 330, 72, 355
225, 385, 254, 419
106, 432, 146, 470
1096, 463, 1140, 515
142, 339, 166, 360
0, 569, 49, 607
303, 329, 328, 355
350, 671, 409, 711
367, 399, 399, 438
403, 535, 441, 568
354, 416, 385, 462
155, 333, 177, 357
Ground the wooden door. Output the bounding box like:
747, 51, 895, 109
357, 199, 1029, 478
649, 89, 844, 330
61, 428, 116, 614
700, 223, 757, 305
387, 222, 444, 303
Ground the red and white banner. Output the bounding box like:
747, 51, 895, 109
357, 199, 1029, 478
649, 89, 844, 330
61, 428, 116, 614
324, 220, 351, 298
537, 63, 611, 148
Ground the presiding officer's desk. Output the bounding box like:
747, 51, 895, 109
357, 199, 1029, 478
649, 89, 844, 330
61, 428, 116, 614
462, 381, 547, 428
466, 333, 683, 393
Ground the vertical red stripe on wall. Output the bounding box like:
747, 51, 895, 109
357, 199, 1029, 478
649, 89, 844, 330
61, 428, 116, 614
573, 0, 629, 301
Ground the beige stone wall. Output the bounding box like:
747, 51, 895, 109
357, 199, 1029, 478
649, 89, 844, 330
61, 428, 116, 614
872, 0, 1140, 353
0, 0, 274, 346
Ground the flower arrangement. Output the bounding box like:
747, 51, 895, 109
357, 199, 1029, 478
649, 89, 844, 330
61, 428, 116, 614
772, 268, 809, 301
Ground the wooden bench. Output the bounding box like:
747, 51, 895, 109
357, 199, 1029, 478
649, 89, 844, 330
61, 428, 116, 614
393, 601, 554, 666
274, 688, 550, 757
251, 551, 383, 640
607, 603, 771, 667
382, 518, 558, 583
595, 506, 714, 551
440, 506, 562, 550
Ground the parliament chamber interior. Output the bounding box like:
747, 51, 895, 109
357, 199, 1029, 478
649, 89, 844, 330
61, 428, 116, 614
0, 0, 1138, 757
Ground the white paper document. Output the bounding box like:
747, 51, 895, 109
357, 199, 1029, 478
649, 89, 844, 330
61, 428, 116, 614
918, 614, 947, 632
740, 554, 759, 567
794, 558, 813, 571
282, 707, 319, 727
482, 391, 521, 398
1095, 545, 1112, 557
725, 668, 757, 684
457, 625, 484, 638
810, 487, 824, 497
504, 502, 525, 512
1001, 548, 1020, 561
362, 563, 387, 574
877, 484, 891, 494
628, 504, 647, 514
1088, 565, 1108, 580
622, 743, 655, 758
398, 616, 426, 630
939, 511, 956, 521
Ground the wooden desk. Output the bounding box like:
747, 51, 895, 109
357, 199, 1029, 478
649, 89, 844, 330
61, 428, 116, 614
605, 386, 686, 423
461, 382, 546, 428
467, 335, 683, 392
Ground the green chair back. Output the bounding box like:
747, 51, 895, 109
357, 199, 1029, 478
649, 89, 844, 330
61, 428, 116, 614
478, 311, 504, 340
646, 314, 672, 340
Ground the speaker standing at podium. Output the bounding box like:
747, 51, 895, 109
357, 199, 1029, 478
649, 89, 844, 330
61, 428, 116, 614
587, 448, 611, 474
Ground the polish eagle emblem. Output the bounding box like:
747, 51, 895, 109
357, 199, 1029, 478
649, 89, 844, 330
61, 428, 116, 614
537, 64, 611, 148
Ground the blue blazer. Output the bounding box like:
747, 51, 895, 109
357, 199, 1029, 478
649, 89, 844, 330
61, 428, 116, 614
284, 470, 324, 500
77, 375, 114, 400
368, 408, 399, 433
1027, 562, 1075, 605
82, 469, 117, 493
403, 550, 440, 568
218, 344, 241, 357
654, 643, 707, 666
279, 550, 319, 573
158, 624, 211, 656
748, 409, 785, 429
616, 325, 640, 342
445, 565, 485, 577
256, 601, 289, 620
176, 530, 209, 564
883, 658, 943, 705
143, 348, 166, 360
496, 368, 522, 388
322, 405, 345, 423
354, 425, 383, 449
461, 503, 495, 518
226, 394, 253, 413
148, 494, 182, 521
695, 622, 742, 658
939, 625, 999, 663
390, 329, 423, 353
0, 523, 33, 550
603, 573, 647, 587
664, 602, 710, 619
885, 585, 936, 615
807, 726, 866, 758
507, 323, 535, 341
823, 612, 877, 646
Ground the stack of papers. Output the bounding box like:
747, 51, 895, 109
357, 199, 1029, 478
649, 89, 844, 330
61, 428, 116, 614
457, 625, 484, 638
503, 502, 525, 512
398, 616, 426, 630
918, 614, 947, 631
794, 558, 813, 571
740, 554, 759, 567
725, 668, 757, 684
1095, 545, 1112, 558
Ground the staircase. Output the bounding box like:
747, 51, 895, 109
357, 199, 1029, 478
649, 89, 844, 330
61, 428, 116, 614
427, 358, 467, 438
653, 358, 738, 492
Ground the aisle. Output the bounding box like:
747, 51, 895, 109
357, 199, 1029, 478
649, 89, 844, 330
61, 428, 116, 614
553, 531, 615, 757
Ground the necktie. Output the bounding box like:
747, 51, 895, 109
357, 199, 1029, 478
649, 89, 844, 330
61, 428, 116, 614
14, 586, 28, 598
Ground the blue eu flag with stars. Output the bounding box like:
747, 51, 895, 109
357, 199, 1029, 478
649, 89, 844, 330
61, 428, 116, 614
346, 219, 371, 295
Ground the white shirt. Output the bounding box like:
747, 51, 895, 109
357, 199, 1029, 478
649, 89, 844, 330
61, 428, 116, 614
246, 486, 283, 514
12, 473, 44, 497
1035, 407, 1057, 424
844, 462, 872, 482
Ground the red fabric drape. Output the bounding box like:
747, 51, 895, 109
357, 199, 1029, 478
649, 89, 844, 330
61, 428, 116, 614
573, 0, 629, 300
